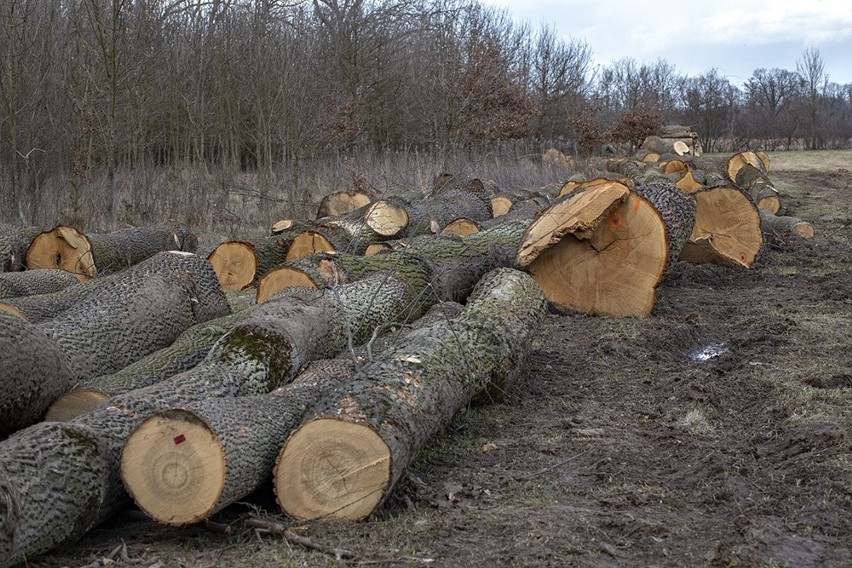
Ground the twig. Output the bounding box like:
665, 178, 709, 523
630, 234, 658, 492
244, 517, 355, 561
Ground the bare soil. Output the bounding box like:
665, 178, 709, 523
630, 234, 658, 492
31, 153, 851, 568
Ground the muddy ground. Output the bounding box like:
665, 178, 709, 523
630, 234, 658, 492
31, 153, 850, 567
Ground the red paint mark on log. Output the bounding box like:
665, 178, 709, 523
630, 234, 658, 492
609, 212, 623, 228
174, 434, 186, 445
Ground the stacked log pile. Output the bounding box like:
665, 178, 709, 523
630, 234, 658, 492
0, 151, 820, 566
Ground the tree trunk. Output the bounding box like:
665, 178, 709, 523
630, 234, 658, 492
274, 268, 546, 520
37, 252, 230, 381
0, 313, 72, 438
45, 309, 255, 422
517, 180, 696, 317
0, 269, 81, 300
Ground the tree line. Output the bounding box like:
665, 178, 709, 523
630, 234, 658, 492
2, 0, 850, 227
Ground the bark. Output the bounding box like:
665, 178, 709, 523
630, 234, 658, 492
0, 225, 37, 272
46, 308, 255, 421
37, 252, 230, 381
0, 313, 72, 438
759, 209, 815, 239
735, 164, 782, 214
274, 269, 547, 520
0, 269, 80, 300
0, 275, 109, 323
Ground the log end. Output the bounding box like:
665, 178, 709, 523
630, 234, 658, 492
121, 409, 226, 525
490, 196, 513, 218
364, 243, 393, 256
0, 302, 27, 320
286, 231, 336, 262
207, 241, 257, 291
365, 201, 409, 237
275, 418, 390, 521
25, 226, 96, 279
256, 266, 319, 303
758, 196, 782, 215
44, 388, 110, 422
271, 219, 295, 234
441, 218, 480, 237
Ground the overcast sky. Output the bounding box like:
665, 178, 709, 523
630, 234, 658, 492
479, 0, 852, 87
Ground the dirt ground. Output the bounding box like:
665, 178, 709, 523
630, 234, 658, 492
31, 152, 850, 567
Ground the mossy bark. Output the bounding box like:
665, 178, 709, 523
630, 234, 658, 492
275, 269, 546, 520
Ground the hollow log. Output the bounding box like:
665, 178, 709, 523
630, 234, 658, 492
0, 313, 72, 438
735, 164, 782, 214
517, 180, 696, 317
0, 269, 80, 299
46, 308, 255, 422
26, 224, 195, 278
37, 252, 230, 381
679, 185, 764, 267
119, 299, 464, 525
274, 268, 547, 520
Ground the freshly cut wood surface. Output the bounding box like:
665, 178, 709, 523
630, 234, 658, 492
679, 186, 763, 267
256, 266, 319, 303
207, 241, 256, 290
516, 179, 630, 268
442, 218, 480, 236
26, 225, 95, 278
519, 181, 695, 317
316, 190, 372, 218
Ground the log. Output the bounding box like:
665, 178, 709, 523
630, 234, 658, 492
45, 308, 255, 422
759, 209, 815, 239
735, 164, 782, 214
37, 251, 230, 381
0, 275, 109, 323
0, 224, 37, 272
274, 268, 547, 520
256, 219, 530, 305
316, 190, 372, 218
119, 301, 464, 525
0, 312, 72, 437
517, 179, 696, 317
207, 241, 256, 291
441, 218, 480, 236
0, 269, 80, 299
0, 266, 444, 564
679, 185, 764, 267
25, 224, 195, 278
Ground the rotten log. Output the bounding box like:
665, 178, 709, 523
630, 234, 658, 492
517, 179, 696, 317
0, 269, 80, 300
118, 301, 462, 525
26, 224, 196, 278
274, 268, 547, 520
37, 251, 230, 381
45, 308, 255, 422
0, 312, 72, 438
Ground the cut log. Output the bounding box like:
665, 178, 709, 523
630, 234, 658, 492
26, 224, 195, 278
0, 268, 438, 564
518, 180, 696, 317
726, 151, 765, 183
316, 190, 372, 219
258, 219, 531, 305
45, 309, 255, 421
679, 185, 764, 267
274, 268, 547, 520
37, 251, 230, 381
0, 312, 72, 437
735, 164, 782, 214
759, 209, 815, 239
207, 241, 256, 291
120, 296, 454, 526
0, 269, 80, 299
0, 276, 108, 323
659, 159, 704, 192
441, 218, 480, 236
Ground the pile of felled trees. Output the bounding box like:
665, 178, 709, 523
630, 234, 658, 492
0, 153, 815, 566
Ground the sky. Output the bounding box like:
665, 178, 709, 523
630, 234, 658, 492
479, 0, 852, 87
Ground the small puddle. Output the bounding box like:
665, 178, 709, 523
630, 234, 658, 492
689, 343, 730, 363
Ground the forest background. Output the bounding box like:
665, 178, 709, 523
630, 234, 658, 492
2, 0, 850, 230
